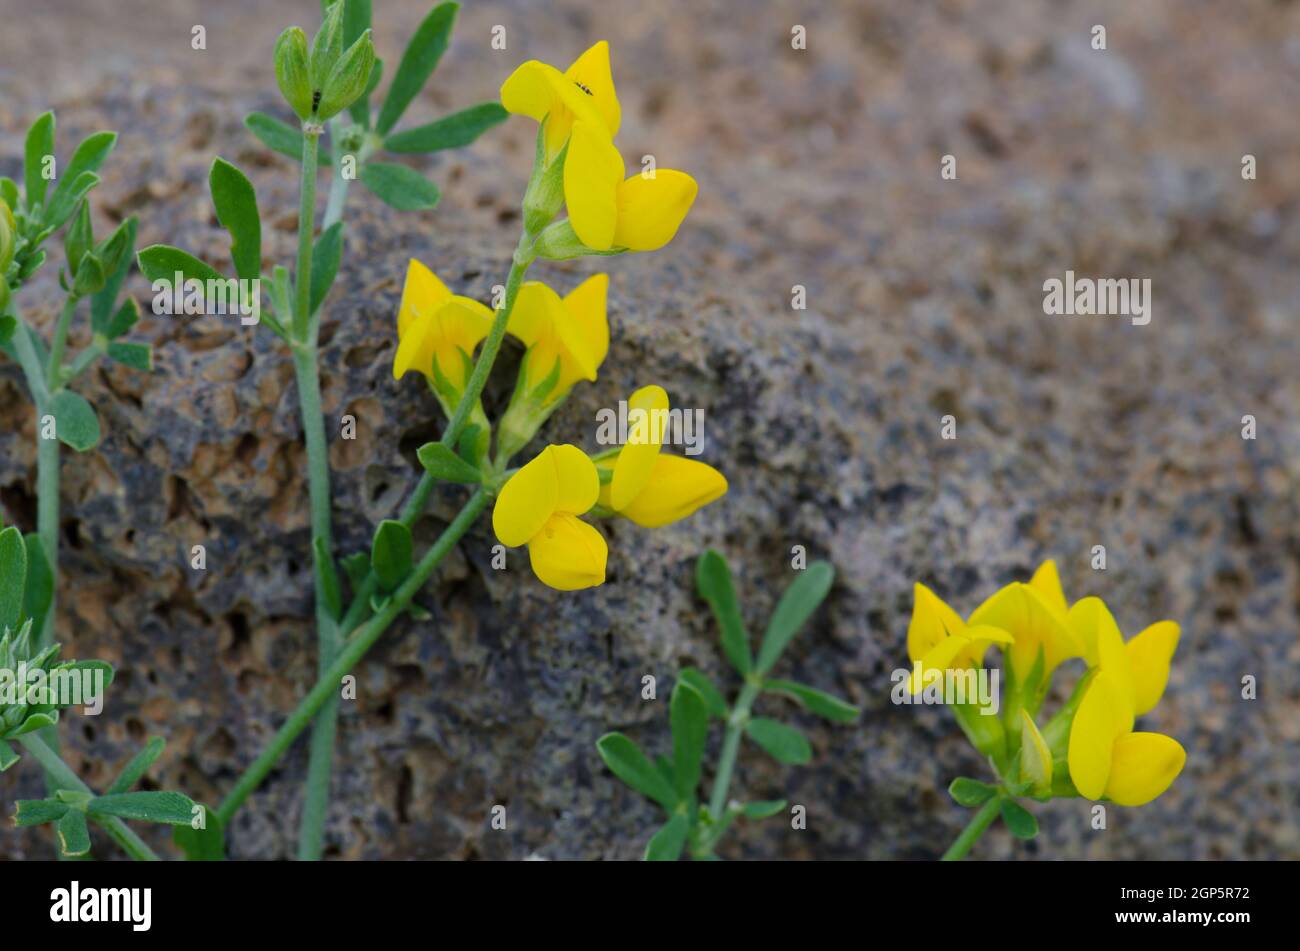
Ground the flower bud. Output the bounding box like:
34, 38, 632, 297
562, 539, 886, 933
274, 26, 314, 120
71, 252, 105, 297
309, 0, 346, 92
0, 198, 15, 275
316, 29, 375, 122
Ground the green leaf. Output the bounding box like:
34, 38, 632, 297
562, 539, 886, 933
309, 220, 344, 316
0, 316, 15, 348
1001, 799, 1039, 840
0, 176, 18, 209
416, 442, 482, 483
44, 171, 100, 231
24, 112, 55, 212
370, 520, 412, 591
677, 668, 727, 719
755, 561, 835, 674
64, 200, 93, 274
670, 681, 708, 801
384, 101, 508, 154
595, 732, 677, 811
741, 799, 787, 819
763, 678, 858, 723
50, 131, 116, 210
106, 737, 166, 795
643, 813, 690, 862
314, 536, 342, 620
0, 525, 28, 635
244, 112, 331, 164
342, 0, 375, 125
341, 552, 369, 590
173, 805, 225, 860
359, 162, 440, 211
9, 711, 59, 737
88, 790, 197, 825
56, 809, 91, 857
91, 217, 138, 334
695, 550, 751, 675
14, 798, 67, 826
209, 158, 262, 282
137, 244, 224, 285
21, 534, 52, 638
48, 390, 101, 452
0, 740, 18, 772
948, 777, 998, 808
375, 1, 458, 135
745, 718, 812, 765
105, 298, 140, 339
106, 342, 151, 372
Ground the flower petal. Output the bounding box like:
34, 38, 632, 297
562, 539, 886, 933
565, 120, 624, 251
1068, 597, 1134, 728
612, 169, 698, 252
564, 41, 620, 138
492, 447, 559, 547
907, 635, 972, 694
507, 281, 562, 349
969, 581, 1077, 681
528, 512, 607, 590
618, 454, 727, 528
1029, 559, 1069, 615
392, 312, 439, 381
562, 273, 610, 370
1126, 620, 1179, 716
610, 384, 669, 511
905, 582, 966, 664
549, 443, 600, 515
1067, 670, 1128, 800
398, 258, 452, 337
1105, 731, 1185, 806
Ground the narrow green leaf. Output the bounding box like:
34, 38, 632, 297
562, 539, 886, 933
106, 737, 166, 795
21, 534, 52, 639
50, 131, 116, 210
14, 798, 67, 826
137, 244, 224, 285
416, 442, 482, 483
755, 561, 835, 674
105, 298, 140, 339
643, 813, 690, 862
342, 0, 375, 125
56, 809, 91, 857
173, 805, 225, 860
595, 732, 677, 811
0, 525, 28, 635
91, 217, 137, 334
88, 790, 196, 825
0, 740, 18, 772
763, 678, 858, 722
370, 519, 412, 591
310, 221, 344, 315
23, 112, 55, 212
745, 718, 812, 765
244, 112, 331, 164
670, 682, 708, 800
375, 1, 458, 135
384, 102, 508, 153
0, 176, 18, 209
314, 536, 342, 620
44, 171, 100, 231
106, 342, 152, 372
1001, 799, 1039, 839
209, 158, 262, 282
677, 668, 727, 719
948, 777, 998, 808
695, 549, 751, 675
359, 162, 440, 211
741, 799, 787, 819
48, 390, 100, 452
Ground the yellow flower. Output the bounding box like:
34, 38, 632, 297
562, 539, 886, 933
968, 559, 1080, 687
393, 258, 493, 393
1066, 597, 1183, 806
506, 273, 609, 404
594, 385, 727, 527
501, 41, 621, 162
492, 444, 607, 591
904, 583, 1013, 694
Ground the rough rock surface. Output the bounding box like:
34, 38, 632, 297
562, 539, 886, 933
1, 0, 1297, 859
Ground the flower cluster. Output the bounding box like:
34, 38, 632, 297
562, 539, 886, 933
904, 560, 1184, 826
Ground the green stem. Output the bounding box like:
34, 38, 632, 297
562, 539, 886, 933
699, 680, 761, 857
44, 295, 77, 389
17, 733, 161, 861
940, 795, 1003, 861
293, 131, 320, 341
218, 489, 488, 827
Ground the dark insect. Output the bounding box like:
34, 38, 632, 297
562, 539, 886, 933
312, 89, 322, 113
574, 81, 593, 96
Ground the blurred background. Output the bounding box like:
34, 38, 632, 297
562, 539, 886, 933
1, 0, 1297, 859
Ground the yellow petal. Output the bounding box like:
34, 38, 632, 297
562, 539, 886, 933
969, 582, 1077, 681
1126, 620, 1179, 716
430, 297, 493, 389
397, 258, 452, 337
565, 120, 624, 251
1019, 710, 1052, 794
392, 313, 439, 381
492, 447, 560, 547
1029, 559, 1069, 615
549, 443, 600, 515
954, 622, 1014, 669
564, 41, 620, 138
907, 635, 971, 694
1105, 732, 1185, 806
1067, 670, 1128, 799
507, 281, 561, 350
500, 60, 564, 123
562, 273, 610, 370
528, 512, 607, 590
612, 169, 698, 252
618, 455, 727, 528
610, 385, 669, 511
905, 582, 966, 664
1068, 597, 1135, 727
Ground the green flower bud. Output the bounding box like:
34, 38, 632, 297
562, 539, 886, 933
315, 29, 375, 122
63, 200, 93, 276
309, 0, 346, 92
0, 198, 16, 275
274, 26, 314, 120
71, 252, 105, 298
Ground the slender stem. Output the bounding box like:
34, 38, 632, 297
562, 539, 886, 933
218, 489, 488, 826
706, 681, 760, 827
44, 295, 78, 389
17, 733, 161, 861
940, 795, 1003, 861
293, 131, 320, 341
